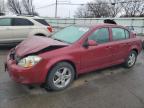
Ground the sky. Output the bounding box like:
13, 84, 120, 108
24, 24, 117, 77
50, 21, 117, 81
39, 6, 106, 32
33, 0, 92, 18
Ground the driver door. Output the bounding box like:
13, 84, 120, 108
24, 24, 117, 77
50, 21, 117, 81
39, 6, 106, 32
80, 27, 114, 73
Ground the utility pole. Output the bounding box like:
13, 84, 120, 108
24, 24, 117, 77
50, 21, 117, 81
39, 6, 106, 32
0, 0, 4, 14
2, 0, 5, 14
55, 0, 58, 18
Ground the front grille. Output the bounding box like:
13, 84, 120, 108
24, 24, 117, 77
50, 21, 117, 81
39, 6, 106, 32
9, 49, 15, 60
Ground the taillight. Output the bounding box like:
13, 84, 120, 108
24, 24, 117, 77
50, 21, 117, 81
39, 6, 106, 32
47, 26, 52, 32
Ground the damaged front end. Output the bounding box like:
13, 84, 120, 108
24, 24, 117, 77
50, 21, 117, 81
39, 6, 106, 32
26, 45, 67, 56
6, 45, 67, 70
10, 45, 67, 63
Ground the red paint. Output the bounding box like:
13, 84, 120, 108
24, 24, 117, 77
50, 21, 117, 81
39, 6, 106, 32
6, 24, 142, 84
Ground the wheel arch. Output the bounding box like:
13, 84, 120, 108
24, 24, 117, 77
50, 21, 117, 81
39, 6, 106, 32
132, 48, 138, 54
45, 59, 78, 82
129, 45, 140, 55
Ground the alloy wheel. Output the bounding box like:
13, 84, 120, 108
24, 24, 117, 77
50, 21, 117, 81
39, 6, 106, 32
53, 67, 72, 88
127, 53, 136, 67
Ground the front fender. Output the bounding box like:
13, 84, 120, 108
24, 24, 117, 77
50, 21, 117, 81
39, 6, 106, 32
40, 55, 80, 82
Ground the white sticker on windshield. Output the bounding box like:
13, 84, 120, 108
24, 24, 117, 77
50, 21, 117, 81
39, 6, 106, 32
79, 27, 89, 32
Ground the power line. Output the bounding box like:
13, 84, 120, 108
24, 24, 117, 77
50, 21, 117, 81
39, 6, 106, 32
36, 0, 70, 9
36, 3, 87, 9
36, 0, 144, 9
36, 3, 55, 9
55, 0, 58, 18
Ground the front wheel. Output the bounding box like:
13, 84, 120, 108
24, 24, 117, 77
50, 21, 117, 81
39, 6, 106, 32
45, 62, 75, 91
124, 51, 137, 68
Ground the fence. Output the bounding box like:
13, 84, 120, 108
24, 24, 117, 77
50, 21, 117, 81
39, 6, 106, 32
44, 17, 144, 35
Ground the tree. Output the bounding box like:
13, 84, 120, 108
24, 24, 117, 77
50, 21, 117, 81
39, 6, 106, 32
75, 0, 111, 18
121, 0, 144, 17
75, 0, 144, 18
7, 0, 22, 15
0, 0, 5, 15
74, 5, 92, 18
87, 0, 111, 18
7, 0, 39, 15
22, 0, 38, 15
108, 0, 123, 17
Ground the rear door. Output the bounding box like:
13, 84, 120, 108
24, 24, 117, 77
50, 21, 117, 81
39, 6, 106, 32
110, 27, 131, 63
11, 18, 34, 40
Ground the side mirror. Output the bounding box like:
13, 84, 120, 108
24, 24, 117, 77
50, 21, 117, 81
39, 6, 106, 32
88, 40, 97, 46
83, 40, 97, 47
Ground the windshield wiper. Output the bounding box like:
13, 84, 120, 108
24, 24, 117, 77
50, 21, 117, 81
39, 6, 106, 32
53, 38, 64, 42
53, 38, 71, 44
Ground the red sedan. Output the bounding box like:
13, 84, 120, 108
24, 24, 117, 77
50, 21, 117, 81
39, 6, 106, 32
5, 24, 142, 91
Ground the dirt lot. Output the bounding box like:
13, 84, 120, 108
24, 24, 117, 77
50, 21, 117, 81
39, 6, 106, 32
0, 47, 144, 108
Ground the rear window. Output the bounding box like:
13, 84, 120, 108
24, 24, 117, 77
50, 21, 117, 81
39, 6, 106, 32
34, 19, 50, 26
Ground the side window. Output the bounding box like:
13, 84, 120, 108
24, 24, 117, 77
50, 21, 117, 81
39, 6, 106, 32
12, 18, 34, 26
88, 28, 109, 44
34, 19, 50, 26
0, 18, 11, 26
112, 28, 128, 40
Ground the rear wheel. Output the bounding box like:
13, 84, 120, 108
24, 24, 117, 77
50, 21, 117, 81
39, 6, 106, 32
124, 51, 137, 68
45, 62, 75, 91
142, 41, 144, 49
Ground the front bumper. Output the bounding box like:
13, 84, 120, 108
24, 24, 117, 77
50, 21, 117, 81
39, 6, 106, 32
6, 61, 33, 84
5, 55, 48, 85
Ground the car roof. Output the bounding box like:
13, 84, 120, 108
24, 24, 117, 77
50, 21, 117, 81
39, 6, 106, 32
74, 23, 125, 29
0, 15, 44, 19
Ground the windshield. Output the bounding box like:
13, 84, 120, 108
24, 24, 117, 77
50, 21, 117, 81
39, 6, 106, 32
52, 26, 89, 44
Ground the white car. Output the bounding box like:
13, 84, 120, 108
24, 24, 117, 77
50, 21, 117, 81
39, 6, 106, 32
0, 16, 52, 45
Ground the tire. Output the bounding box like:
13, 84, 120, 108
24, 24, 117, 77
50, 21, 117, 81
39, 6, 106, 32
124, 50, 137, 68
142, 41, 144, 50
45, 62, 75, 91
35, 34, 46, 37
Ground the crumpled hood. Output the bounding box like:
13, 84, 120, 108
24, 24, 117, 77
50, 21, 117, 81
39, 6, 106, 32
15, 36, 68, 57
